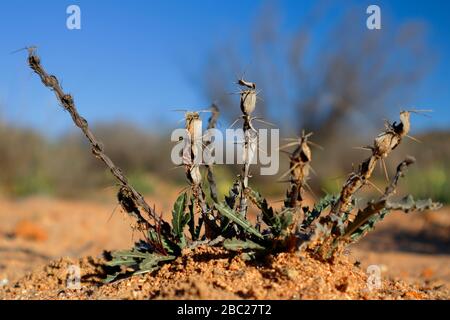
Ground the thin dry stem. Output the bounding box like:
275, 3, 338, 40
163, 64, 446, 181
27, 48, 163, 233
237, 78, 258, 218
342, 156, 416, 238
283, 131, 313, 210
204, 104, 220, 203
182, 111, 216, 238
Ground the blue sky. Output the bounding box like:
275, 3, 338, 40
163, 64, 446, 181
0, 0, 449, 136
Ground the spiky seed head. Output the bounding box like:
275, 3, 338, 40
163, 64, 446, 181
185, 112, 202, 148
374, 132, 399, 158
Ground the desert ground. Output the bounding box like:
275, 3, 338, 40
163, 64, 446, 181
0, 180, 448, 300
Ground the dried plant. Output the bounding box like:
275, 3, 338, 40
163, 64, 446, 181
25, 50, 441, 281
27, 49, 161, 230
182, 111, 218, 239
237, 78, 259, 219
331, 111, 411, 219
27, 48, 182, 280
204, 104, 220, 203
281, 131, 313, 211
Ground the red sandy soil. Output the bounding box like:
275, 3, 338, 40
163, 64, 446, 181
0, 193, 448, 300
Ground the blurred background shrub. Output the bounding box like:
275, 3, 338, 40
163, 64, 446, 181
0, 2, 448, 204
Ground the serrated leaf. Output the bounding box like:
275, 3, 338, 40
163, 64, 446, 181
302, 194, 337, 228
279, 208, 294, 230
214, 202, 264, 239
386, 195, 442, 212
223, 238, 265, 251
247, 187, 280, 234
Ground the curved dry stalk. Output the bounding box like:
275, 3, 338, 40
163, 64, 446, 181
236, 78, 258, 218
329, 111, 411, 220
342, 157, 415, 238
27, 48, 162, 232
204, 104, 220, 203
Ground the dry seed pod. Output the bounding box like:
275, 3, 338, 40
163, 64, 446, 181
181, 111, 217, 237
185, 112, 203, 161
240, 89, 257, 116
182, 111, 204, 187
284, 132, 313, 209
330, 111, 412, 221
185, 112, 202, 141
238, 77, 257, 116
373, 111, 410, 158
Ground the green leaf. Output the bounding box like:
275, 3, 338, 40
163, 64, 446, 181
104, 250, 176, 283
214, 202, 264, 240
106, 258, 136, 267
279, 208, 294, 231
247, 187, 281, 234
103, 271, 123, 284
386, 195, 442, 212
171, 193, 189, 247
302, 194, 337, 228
349, 208, 389, 242
133, 267, 159, 276
148, 229, 177, 254
223, 238, 266, 251
139, 254, 176, 270
111, 250, 149, 259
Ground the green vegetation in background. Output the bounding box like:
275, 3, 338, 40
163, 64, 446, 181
128, 172, 154, 195
11, 170, 54, 197
404, 166, 450, 204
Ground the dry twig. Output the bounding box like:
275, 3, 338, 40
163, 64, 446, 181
182, 111, 217, 238
282, 131, 313, 210
237, 78, 258, 218
330, 111, 411, 220
26, 48, 167, 243
204, 104, 220, 203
